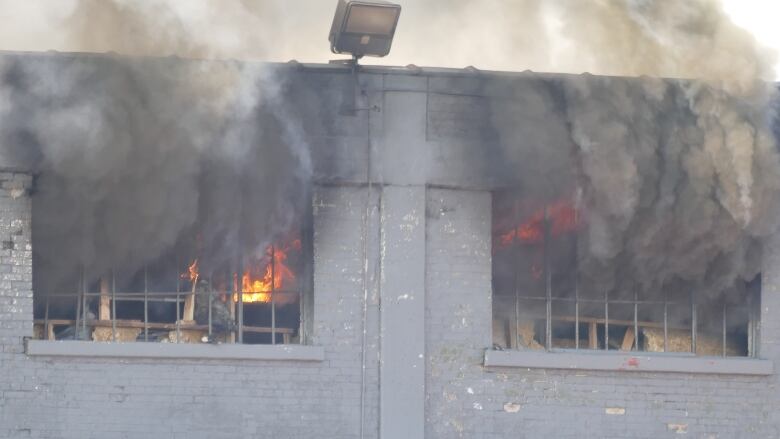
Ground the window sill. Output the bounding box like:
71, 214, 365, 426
25, 340, 325, 362
483, 349, 773, 375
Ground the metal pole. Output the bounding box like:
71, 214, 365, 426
299, 287, 304, 345
74, 276, 82, 341
722, 301, 727, 357
511, 201, 522, 350
604, 289, 609, 350
690, 290, 697, 354
111, 271, 117, 342
544, 206, 552, 351
208, 286, 213, 339
44, 296, 50, 340
143, 266, 149, 342
633, 288, 639, 351
176, 254, 181, 343
81, 270, 87, 339
573, 199, 580, 350
175, 291, 180, 343
271, 246, 276, 345
237, 255, 244, 344
748, 291, 756, 357
574, 275, 579, 350
663, 291, 668, 353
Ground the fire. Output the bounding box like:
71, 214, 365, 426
236, 240, 300, 303
498, 200, 579, 248
183, 259, 199, 283
181, 239, 300, 304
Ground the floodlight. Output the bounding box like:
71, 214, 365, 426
329, 0, 402, 59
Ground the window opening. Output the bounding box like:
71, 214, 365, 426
33, 222, 312, 345
492, 190, 759, 357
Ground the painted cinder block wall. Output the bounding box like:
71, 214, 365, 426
0, 178, 381, 439
1, 53, 779, 438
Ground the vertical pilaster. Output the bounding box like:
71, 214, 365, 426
379, 185, 426, 439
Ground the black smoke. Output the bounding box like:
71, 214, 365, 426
0, 52, 311, 296
488, 72, 780, 301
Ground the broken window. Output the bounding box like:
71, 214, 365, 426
491, 190, 760, 357
32, 217, 313, 346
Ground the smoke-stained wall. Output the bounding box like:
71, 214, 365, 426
1, 53, 780, 437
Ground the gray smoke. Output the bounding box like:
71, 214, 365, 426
490, 0, 780, 301
0, 53, 310, 294
1, 0, 777, 305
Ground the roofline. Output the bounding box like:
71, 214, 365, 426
1, 49, 779, 86
0, 49, 661, 82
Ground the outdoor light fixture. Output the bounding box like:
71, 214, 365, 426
329, 0, 402, 59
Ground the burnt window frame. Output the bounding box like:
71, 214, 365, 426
491, 189, 762, 358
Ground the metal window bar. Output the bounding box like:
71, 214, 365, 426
229, 268, 236, 343
512, 200, 522, 350
237, 253, 244, 344
40, 262, 304, 345
573, 207, 580, 350
207, 284, 213, 339
747, 291, 754, 357
43, 296, 50, 339
633, 288, 639, 352
722, 300, 727, 357
663, 290, 668, 353
143, 266, 149, 342
74, 274, 82, 341
544, 206, 552, 351
494, 192, 765, 357
514, 282, 754, 356
748, 290, 757, 358
82, 274, 87, 339
175, 261, 181, 343
111, 271, 117, 342
604, 289, 609, 351
574, 272, 579, 350
299, 280, 305, 345
690, 290, 697, 354
271, 246, 276, 345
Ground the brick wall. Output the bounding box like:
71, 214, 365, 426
424, 187, 780, 438
2, 59, 780, 438
2, 176, 780, 438
0, 182, 380, 439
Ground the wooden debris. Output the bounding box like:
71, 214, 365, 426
92, 326, 141, 342
517, 321, 544, 350
621, 327, 635, 351
99, 276, 111, 321
643, 327, 741, 356
166, 328, 207, 344
182, 273, 197, 322
588, 322, 598, 349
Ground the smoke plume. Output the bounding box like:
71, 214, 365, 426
0, 0, 777, 304
491, 0, 780, 300
0, 57, 310, 294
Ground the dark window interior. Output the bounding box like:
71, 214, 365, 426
492, 190, 760, 357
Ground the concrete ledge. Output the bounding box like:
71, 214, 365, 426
26, 340, 325, 362
484, 350, 773, 375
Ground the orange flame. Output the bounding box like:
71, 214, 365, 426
181, 239, 300, 304
185, 259, 199, 282
234, 242, 298, 303
498, 200, 579, 248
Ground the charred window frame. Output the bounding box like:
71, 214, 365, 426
32, 197, 314, 346
491, 190, 761, 358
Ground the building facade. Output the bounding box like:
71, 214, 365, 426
0, 52, 779, 438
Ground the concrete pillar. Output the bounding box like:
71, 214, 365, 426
379, 185, 426, 439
